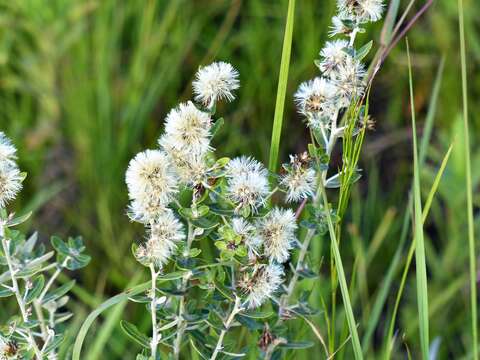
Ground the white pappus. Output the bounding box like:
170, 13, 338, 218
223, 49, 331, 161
192, 61, 240, 109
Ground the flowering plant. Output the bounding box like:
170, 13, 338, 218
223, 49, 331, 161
117, 1, 385, 359
1, 0, 389, 359
0, 133, 90, 360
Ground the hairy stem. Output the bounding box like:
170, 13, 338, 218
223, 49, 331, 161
173, 221, 194, 359
149, 264, 159, 359
1, 228, 42, 359
210, 297, 242, 360
33, 257, 70, 339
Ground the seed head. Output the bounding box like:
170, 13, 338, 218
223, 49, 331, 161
125, 150, 178, 215
192, 61, 240, 108
337, 0, 384, 24
231, 217, 262, 257
256, 207, 297, 263
280, 154, 317, 203
294, 77, 338, 127
0, 132, 17, 163
134, 210, 185, 268
0, 161, 23, 208
332, 57, 366, 107
159, 101, 212, 159
319, 40, 350, 78
226, 157, 270, 214
239, 263, 284, 309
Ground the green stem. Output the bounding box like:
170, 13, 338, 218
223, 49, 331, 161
210, 297, 242, 360
458, 0, 478, 357
1, 230, 42, 359
149, 264, 159, 359
173, 221, 194, 359
319, 184, 363, 360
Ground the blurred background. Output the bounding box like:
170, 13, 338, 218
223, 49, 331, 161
0, 0, 478, 358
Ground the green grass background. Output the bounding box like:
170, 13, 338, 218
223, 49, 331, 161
0, 0, 479, 358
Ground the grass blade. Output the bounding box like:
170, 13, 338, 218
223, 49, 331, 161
320, 184, 363, 360
72, 281, 150, 360
458, 0, 478, 357
377, 56, 445, 358
268, 0, 295, 173
407, 39, 429, 360
384, 143, 452, 358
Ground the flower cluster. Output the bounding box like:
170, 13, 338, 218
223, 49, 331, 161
294, 0, 383, 129
125, 62, 300, 312
0, 133, 23, 208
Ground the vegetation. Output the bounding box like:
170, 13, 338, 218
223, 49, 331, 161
0, 0, 478, 359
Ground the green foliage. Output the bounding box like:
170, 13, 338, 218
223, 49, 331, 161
0, 202, 89, 359
0, 0, 479, 359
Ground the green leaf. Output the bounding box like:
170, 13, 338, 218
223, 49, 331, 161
42, 280, 75, 304
213, 280, 234, 301
43, 334, 65, 354
280, 341, 315, 349
179, 205, 209, 219
188, 248, 202, 258
240, 311, 273, 319
0, 287, 14, 298
51, 236, 70, 255
215, 241, 227, 251
325, 174, 341, 188
6, 211, 32, 227
66, 254, 91, 270
214, 157, 230, 168
15, 251, 55, 278
25, 275, 45, 304
68, 236, 86, 252
128, 294, 151, 304
268, 0, 296, 173
120, 320, 150, 349
355, 40, 373, 61
209, 206, 234, 216
158, 271, 187, 281
236, 245, 247, 258
458, 0, 478, 356
211, 117, 224, 137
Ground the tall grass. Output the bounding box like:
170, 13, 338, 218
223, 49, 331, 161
1, 0, 479, 358
407, 40, 430, 360
458, 0, 478, 357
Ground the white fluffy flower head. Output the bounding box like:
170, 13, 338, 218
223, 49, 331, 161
257, 207, 297, 263
332, 57, 366, 107
159, 101, 212, 158
193, 61, 240, 108
319, 40, 350, 78
135, 210, 185, 268
226, 157, 270, 213
329, 16, 352, 37
240, 263, 284, 309
167, 153, 210, 187
280, 153, 317, 203
0, 159, 23, 208
294, 77, 338, 127
338, 0, 384, 24
231, 217, 262, 256
126, 150, 178, 207
0, 132, 17, 163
